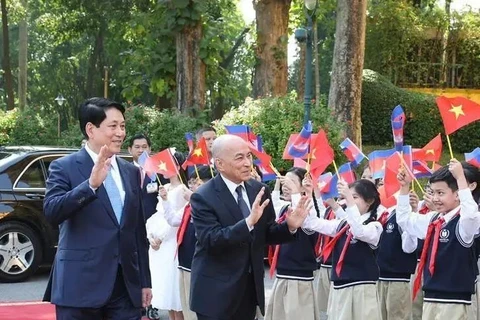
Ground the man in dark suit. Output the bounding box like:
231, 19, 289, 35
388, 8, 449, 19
43, 97, 152, 319
189, 134, 310, 320
128, 133, 168, 221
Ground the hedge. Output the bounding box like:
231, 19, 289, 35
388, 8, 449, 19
361, 69, 480, 152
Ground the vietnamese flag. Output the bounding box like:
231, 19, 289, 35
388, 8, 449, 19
378, 185, 397, 208
183, 138, 210, 169
412, 134, 442, 162
384, 152, 402, 199
436, 96, 480, 135
145, 149, 178, 178
309, 129, 335, 176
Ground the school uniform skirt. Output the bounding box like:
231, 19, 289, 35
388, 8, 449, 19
327, 283, 381, 320
265, 278, 318, 320
377, 281, 412, 320
178, 269, 197, 320
315, 266, 332, 312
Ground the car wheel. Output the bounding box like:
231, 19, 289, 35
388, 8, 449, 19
0, 222, 43, 282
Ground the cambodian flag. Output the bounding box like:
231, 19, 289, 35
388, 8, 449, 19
257, 163, 277, 182
287, 121, 312, 158
317, 172, 333, 193
391, 105, 405, 152
185, 132, 194, 153
138, 151, 156, 180
465, 148, 480, 168
368, 149, 396, 179
225, 125, 257, 144
412, 160, 433, 179
320, 163, 356, 200
339, 138, 367, 168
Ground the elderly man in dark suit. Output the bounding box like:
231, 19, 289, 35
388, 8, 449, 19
189, 134, 311, 320
43, 97, 152, 319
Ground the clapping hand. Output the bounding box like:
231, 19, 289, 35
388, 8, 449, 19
89, 145, 112, 189
246, 187, 270, 227
285, 195, 312, 232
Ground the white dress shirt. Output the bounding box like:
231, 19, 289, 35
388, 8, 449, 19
383, 206, 418, 254
303, 205, 384, 246
162, 200, 187, 227
220, 175, 254, 230
396, 188, 480, 244
85, 143, 125, 204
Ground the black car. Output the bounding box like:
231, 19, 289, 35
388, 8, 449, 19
0, 146, 132, 282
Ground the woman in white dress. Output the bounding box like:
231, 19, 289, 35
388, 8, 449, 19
146, 151, 188, 320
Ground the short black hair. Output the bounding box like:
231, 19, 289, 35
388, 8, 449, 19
196, 126, 216, 140
129, 133, 151, 148
78, 97, 125, 139
430, 162, 480, 202
188, 165, 216, 181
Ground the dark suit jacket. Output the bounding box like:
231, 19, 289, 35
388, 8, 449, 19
43, 148, 151, 308
189, 175, 295, 318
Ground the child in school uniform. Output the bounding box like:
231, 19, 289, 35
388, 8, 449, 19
161, 165, 216, 320
396, 160, 480, 319
303, 179, 384, 320
265, 167, 322, 320
376, 200, 418, 320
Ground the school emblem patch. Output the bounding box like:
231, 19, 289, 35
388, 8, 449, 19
386, 223, 395, 233
439, 229, 450, 243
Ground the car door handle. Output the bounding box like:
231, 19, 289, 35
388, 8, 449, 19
25, 193, 45, 199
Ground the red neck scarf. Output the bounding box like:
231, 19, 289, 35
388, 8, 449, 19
176, 204, 192, 249
412, 210, 460, 300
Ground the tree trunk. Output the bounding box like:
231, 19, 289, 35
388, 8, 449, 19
253, 0, 291, 98
1, 0, 15, 110
440, 0, 451, 87
86, 21, 105, 98
328, 0, 367, 147
313, 21, 320, 108
176, 20, 206, 114
18, 0, 28, 110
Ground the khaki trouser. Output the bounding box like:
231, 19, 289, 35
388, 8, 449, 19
423, 302, 468, 320
178, 269, 197, 320
315, 266, 332, 312
377, 281, 412, 320
328, 284, 381, 320
265, 278, 318, 320
411, 265, 424, 320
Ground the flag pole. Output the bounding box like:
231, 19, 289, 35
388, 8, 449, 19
194, 165, 200, 180
398, 153, 425, 194
332, 159, 340, 177
269, 162, 282, 177
446, 134, 454, 159
306, 152, 312, 173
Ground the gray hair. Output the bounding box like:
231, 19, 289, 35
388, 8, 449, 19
211, 134, 245, 159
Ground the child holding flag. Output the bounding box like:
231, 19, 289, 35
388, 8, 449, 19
266, 167, 322, 320
396, 160, 480, 319
303, 179, 384, 320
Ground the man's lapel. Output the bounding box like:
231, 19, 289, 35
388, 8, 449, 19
244, 180, 259, 209
213, 175, 244, 222
75, 149, 119, 227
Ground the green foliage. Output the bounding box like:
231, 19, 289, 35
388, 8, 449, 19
8, 107, 59, 145
361, 70, 480, 153
215, 93, 345, 171
0, 109, 19, 145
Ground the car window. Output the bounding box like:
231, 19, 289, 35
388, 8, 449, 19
15, 161, 45, 189
42, 155, 65, 174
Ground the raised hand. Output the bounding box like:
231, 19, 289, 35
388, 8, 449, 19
158, 186, 168, 201
423, 192, 435, 211
246, 187, 270, 227
409, 191, 419, 213
449, 158, 468, 190
286, 196, 312, 231
337, 180, 353, 205
397, 167, 412, 194
302, 173, 314, 197
282, 176, 300, 195
89, 145, 112, 189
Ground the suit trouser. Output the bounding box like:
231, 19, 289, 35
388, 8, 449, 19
55, 266, 141, 320
196, 273, 257, 320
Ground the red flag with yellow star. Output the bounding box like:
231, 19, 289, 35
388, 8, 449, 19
412, 134, 442, 162
436, 96, 480, 135
182, 137, 210, 169
309, 129, 334, 178
145, 149, 178, 177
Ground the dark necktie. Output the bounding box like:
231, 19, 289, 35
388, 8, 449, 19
235, 185, 250, 218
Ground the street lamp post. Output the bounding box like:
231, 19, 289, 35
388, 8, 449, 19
55, 94, 66, 138
295, 0, 317, 126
